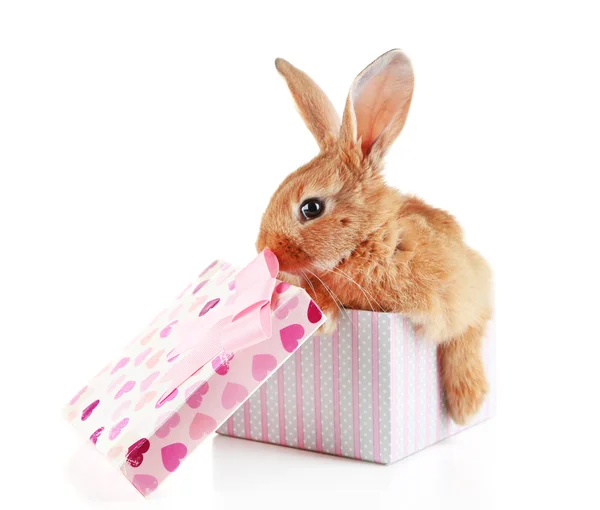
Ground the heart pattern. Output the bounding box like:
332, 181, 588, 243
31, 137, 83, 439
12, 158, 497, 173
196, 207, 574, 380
135, 348, 152, 366
185, 381, 209, 409
69, 386, 87, 405
109, 417, 129, 440
65, 256, 325, 496
140, 371, 160, 391
111, 357, 130, 375
81, 400, 99, 421
126, 438, 150, 468
89, 427, 104, 445
199, 260, 218, 277
156, 413, 180, 439
188, 294, 208, 312
161, 443, 187, 472
280, 324, 305, 352
274, 296, 299, 319
252, 354, 277, 381
193, 280, 208, 294
160, 321, 178, 339
307, 300, 323, 323
107, 374, 126, 393
212, 351, 234, 375
199, 298, 220, 317
115, 380, 136, 399
140, 328, 158, 346
222, 382, 248, 409
146, 349, 164, 369
189, 413, 217, 440
135, 391, 157, 411
155, 388, 178, 409
132, 474, 158, 496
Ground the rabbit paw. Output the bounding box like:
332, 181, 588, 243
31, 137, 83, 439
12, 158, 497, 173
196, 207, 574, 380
444, 368, 488, 425
316, 314, 338, 336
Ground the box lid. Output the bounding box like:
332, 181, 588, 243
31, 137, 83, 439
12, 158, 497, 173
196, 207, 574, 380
64, 251, 325, 496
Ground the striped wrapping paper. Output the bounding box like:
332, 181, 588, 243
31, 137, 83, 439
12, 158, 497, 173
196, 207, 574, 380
216, 310, 496, 464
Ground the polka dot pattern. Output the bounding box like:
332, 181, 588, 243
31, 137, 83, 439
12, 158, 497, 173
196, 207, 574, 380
219, 312, 496, 465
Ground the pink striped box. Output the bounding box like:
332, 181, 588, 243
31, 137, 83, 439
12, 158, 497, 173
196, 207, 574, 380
217, 310, 495, 464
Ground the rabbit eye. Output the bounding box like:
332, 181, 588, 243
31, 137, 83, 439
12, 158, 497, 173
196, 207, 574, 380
300, 198, 324, 221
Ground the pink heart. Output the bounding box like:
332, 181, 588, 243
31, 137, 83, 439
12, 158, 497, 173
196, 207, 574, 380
276, 281, 290, 294
126, 438, 150, 468
135, 391, 156, 411
275, 296, 299, 319
212, 351, 234, 375
160, 320, 179, 338
81, 400, 99, 421
146, 349, 164, 369
307, 300, 323, 323
280, 324, 305, 352
252, 354, 277, 381
161, 443, 187, 472
107, 374, 126, 393
166, 349, 179, 363
140, 371, 160, 392
109, 417, 129, 440
111, 357, 130, 375
199, 298, 220, 317
134, 347, 152, 366
69, 386, 87, 405
132, 474, 158, 496
89, 427, 104, 445
221, 382, 248, 409
185, 381, 209, 409
155, 388, 178, 409
193, 280, 208, 294
189, 413, 217, 440
156, 412, 180, 439
189, 295, 208, 312
140, 328, 158, 345
115, 380, 136, 399
199, 260, 218, 277
112, 400, 131, 421
220, 262, 231, 270
228, 280, 236, 291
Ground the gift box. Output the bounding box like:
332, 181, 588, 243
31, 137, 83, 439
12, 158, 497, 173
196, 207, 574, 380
63, 250, 326, 497
217, 310, 495, 464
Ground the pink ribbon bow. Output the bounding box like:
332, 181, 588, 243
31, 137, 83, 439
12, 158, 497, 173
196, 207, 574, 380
158, 249, 279, 404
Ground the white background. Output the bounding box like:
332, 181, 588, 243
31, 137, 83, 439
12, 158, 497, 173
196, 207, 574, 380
1, 1, 599, 509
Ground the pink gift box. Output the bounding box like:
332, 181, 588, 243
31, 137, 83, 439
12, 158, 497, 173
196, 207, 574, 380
217, 310, 495, 463
63, 253, 325, 497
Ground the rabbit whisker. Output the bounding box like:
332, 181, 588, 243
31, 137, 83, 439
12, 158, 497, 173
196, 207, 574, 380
329, 265, 385, 313
304, 268, 350, 323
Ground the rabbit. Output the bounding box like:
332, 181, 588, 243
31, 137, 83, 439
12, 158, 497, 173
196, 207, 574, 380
256, 49, 493, 425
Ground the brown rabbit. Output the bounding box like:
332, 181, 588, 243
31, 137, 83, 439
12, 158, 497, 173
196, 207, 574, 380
256, 50, 492, 425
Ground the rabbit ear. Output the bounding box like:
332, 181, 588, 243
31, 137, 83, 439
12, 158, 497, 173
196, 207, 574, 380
275, 58, 341, 151
340, 50, 414, 160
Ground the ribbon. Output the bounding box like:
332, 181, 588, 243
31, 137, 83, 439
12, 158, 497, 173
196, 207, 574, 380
158, 249, 279, 404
